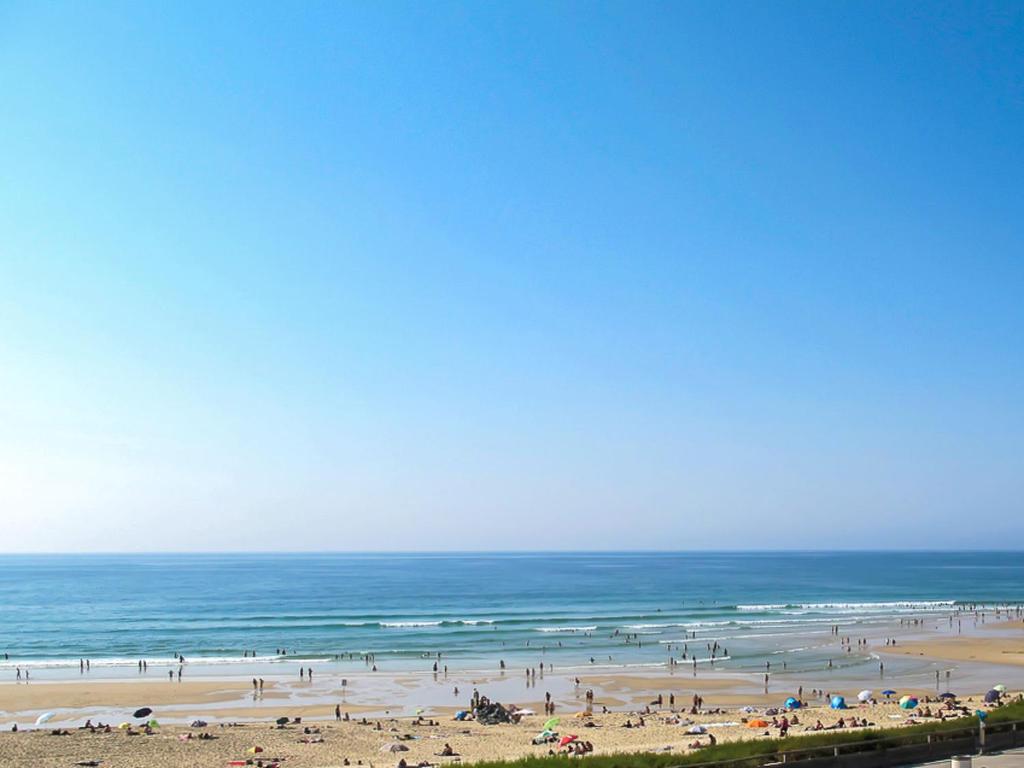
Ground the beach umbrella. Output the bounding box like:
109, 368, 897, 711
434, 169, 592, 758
785, 697, 800, 709
899, 696, 918, 709
275, 717, 289, 725
515, 708, 535, 716
984, 690, 1000, 703
687, 725, 706, 734
35, 712, 55, 725
559, 735, 577, 748
857, 690, 872, 702
381, 743, 409, 753
939, 692, 957, 699
147, 720, 159, 728
976, 710, 988, 721
543, 717, 560, 731
118, 723, 131, 729
747, 719, 769, 728
830, 696, 847, 710
247, 746, 264, 754
882, 690, 896, 697
994, 684, 1007, 692
133, 708, 152, 719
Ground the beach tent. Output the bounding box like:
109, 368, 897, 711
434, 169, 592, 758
381, 743, 409, 753
275, 717, 289, 725
857, 690, 872, 702
830, 696, 847, 710
35, 712, 55, 725
747, 719, 769, 728
899, 696, 918, 709
985, 690, 1001, 703
785, 697, 800, 709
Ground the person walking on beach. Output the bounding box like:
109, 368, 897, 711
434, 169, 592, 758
335, 704, 341, 721
308, 667, 313, 682
177, 666, 182, 681
253, 678, 258, 693
259, 678, 264, 693
169, 670, 174, 682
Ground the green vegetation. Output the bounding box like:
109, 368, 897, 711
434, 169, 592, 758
471, 700, 1024, 768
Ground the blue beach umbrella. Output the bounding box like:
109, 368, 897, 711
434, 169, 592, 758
899, 696, 918, 709
785, 697, 800, 709
984, 690, 1000, 704
830, 696, 846, 710
882, 690, 896, 698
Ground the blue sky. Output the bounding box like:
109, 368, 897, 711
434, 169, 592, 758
1, 1, 1021, 551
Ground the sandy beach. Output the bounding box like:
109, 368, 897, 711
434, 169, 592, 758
885, 636, 1024, 667
0, 694, 1007, 768
2, 619, 1022, 766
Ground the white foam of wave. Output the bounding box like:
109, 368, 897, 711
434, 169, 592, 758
535, 625, 597, 633
0, 654, 303, 670
380, 621, 442, 628
736, 600, 956, 611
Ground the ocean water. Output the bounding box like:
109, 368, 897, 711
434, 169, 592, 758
0, 551, 1020, 681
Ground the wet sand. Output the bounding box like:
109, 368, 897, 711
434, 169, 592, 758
885, 635, 1024, 667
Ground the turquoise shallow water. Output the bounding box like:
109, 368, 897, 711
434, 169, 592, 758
0, 551, 1020, 679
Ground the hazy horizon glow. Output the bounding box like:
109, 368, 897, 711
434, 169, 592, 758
1, 2, 1022, 552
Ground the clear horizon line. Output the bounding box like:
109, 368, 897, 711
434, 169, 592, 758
2, 547, 1023, 556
